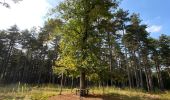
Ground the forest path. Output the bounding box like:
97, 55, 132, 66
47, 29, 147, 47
48, 93, 122, 100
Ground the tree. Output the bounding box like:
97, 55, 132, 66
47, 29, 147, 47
50, 0, 119, 96
114, 8, 131, 88
159, 35, 170, 72
148, 38, 164, 90
0, 25, 21, 81
123, 13, 153, 90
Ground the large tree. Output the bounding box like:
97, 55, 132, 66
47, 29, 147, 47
50, 0, 119, 96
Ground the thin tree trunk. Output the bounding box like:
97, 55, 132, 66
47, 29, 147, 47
1, 43, 13, 80
132, 52, 140, 88
134, 68, 139, 88
137, 50, 144, 88
71, 76, 74, 92
155, 62, 164, 90
129, 58, 134, 88
139, 68, 143, 88
122, 25, 132, 88
144, 66, 150, 91
59, 72, 64, 95
143, 54, 153, 91
148, 68, 153, 91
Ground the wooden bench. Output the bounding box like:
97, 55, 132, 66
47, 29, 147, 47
75, 88, 89, 96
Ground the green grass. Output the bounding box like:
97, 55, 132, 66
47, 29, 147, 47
0, 84, 170, 100
90, 87, 170, 100
0, 83, 70, 100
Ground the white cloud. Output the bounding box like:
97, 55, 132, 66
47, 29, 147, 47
0, 0, 52, 30
143, 20, 151, 25
146, 25, 162, 33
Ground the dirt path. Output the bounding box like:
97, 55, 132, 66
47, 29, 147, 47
48, 94, 121, 100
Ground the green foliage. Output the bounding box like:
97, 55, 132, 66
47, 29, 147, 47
49, 0, 121, 82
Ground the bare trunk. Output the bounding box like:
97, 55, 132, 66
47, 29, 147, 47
59, 72, 64, 95
107, 32, 113, 86
71, 76, 74, 92
139, 68, 143, 88
134, 68, 139, 88
122, 25, 132, 88
129, 59, 134, 88
137, 50, 144, 88
148, 68, 153, 91
1, 44, 13, 80
127, 68, 132, 88
144, 55, 153, 91
155, 62, 164, 90
144, 66, 150, 91
80, 70, 86, 96
132, 52, 140, 88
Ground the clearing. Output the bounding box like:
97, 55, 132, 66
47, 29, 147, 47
0, 84, 170, 100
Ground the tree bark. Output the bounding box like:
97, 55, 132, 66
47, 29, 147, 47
144, 57, 153, 91
59, 72, 64, 95
122, 25, 132, 88
132, 52, 140, 88
155, 61, 164, 90
107, 32, 113, 86
144, 66, 150, 91
125, 51, 132, 88
71, 76, 74, 92
80, 70, 86, 96
137, 50, 144, 88
148, 68, 153, 91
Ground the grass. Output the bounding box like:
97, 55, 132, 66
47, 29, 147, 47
0, 83, 70, 100
91, 87, 170, 100
0, 84, 170, 100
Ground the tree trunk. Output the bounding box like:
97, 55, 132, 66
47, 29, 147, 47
71, 76, 74, 92
132, 52, 140, 88
1, 43, 13, 80
80, 70, 86, 96
144, 66, 150, 91
143, 55, 153, 92
134, 67, 139, 88
129, 58, 134, 88
137, 50, 144, 89
122, 25, 132, 88
155, 62, 164, 90
148, 68, 153, 91
107, 32, 113, 86
59, 72, 64, 95
125, 51, 131, 88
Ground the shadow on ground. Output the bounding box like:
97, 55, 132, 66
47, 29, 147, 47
87, 93, 159, 100
49, 93, 160, 100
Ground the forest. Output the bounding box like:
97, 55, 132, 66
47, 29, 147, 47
0, 0, 170, 100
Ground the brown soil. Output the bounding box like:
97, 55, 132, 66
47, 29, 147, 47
48, 94, 122, 100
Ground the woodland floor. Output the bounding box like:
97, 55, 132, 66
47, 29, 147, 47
48, 93, 160, 100
48, 94, 140, 100
0, 84, 170, 100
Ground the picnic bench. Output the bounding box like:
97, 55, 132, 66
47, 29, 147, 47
75, 88, 89, 96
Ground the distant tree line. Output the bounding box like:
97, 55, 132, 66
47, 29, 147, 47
0, 25, 58, 83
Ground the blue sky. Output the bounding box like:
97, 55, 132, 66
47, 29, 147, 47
0, 0, 169, 38
120, 0, 170, 38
